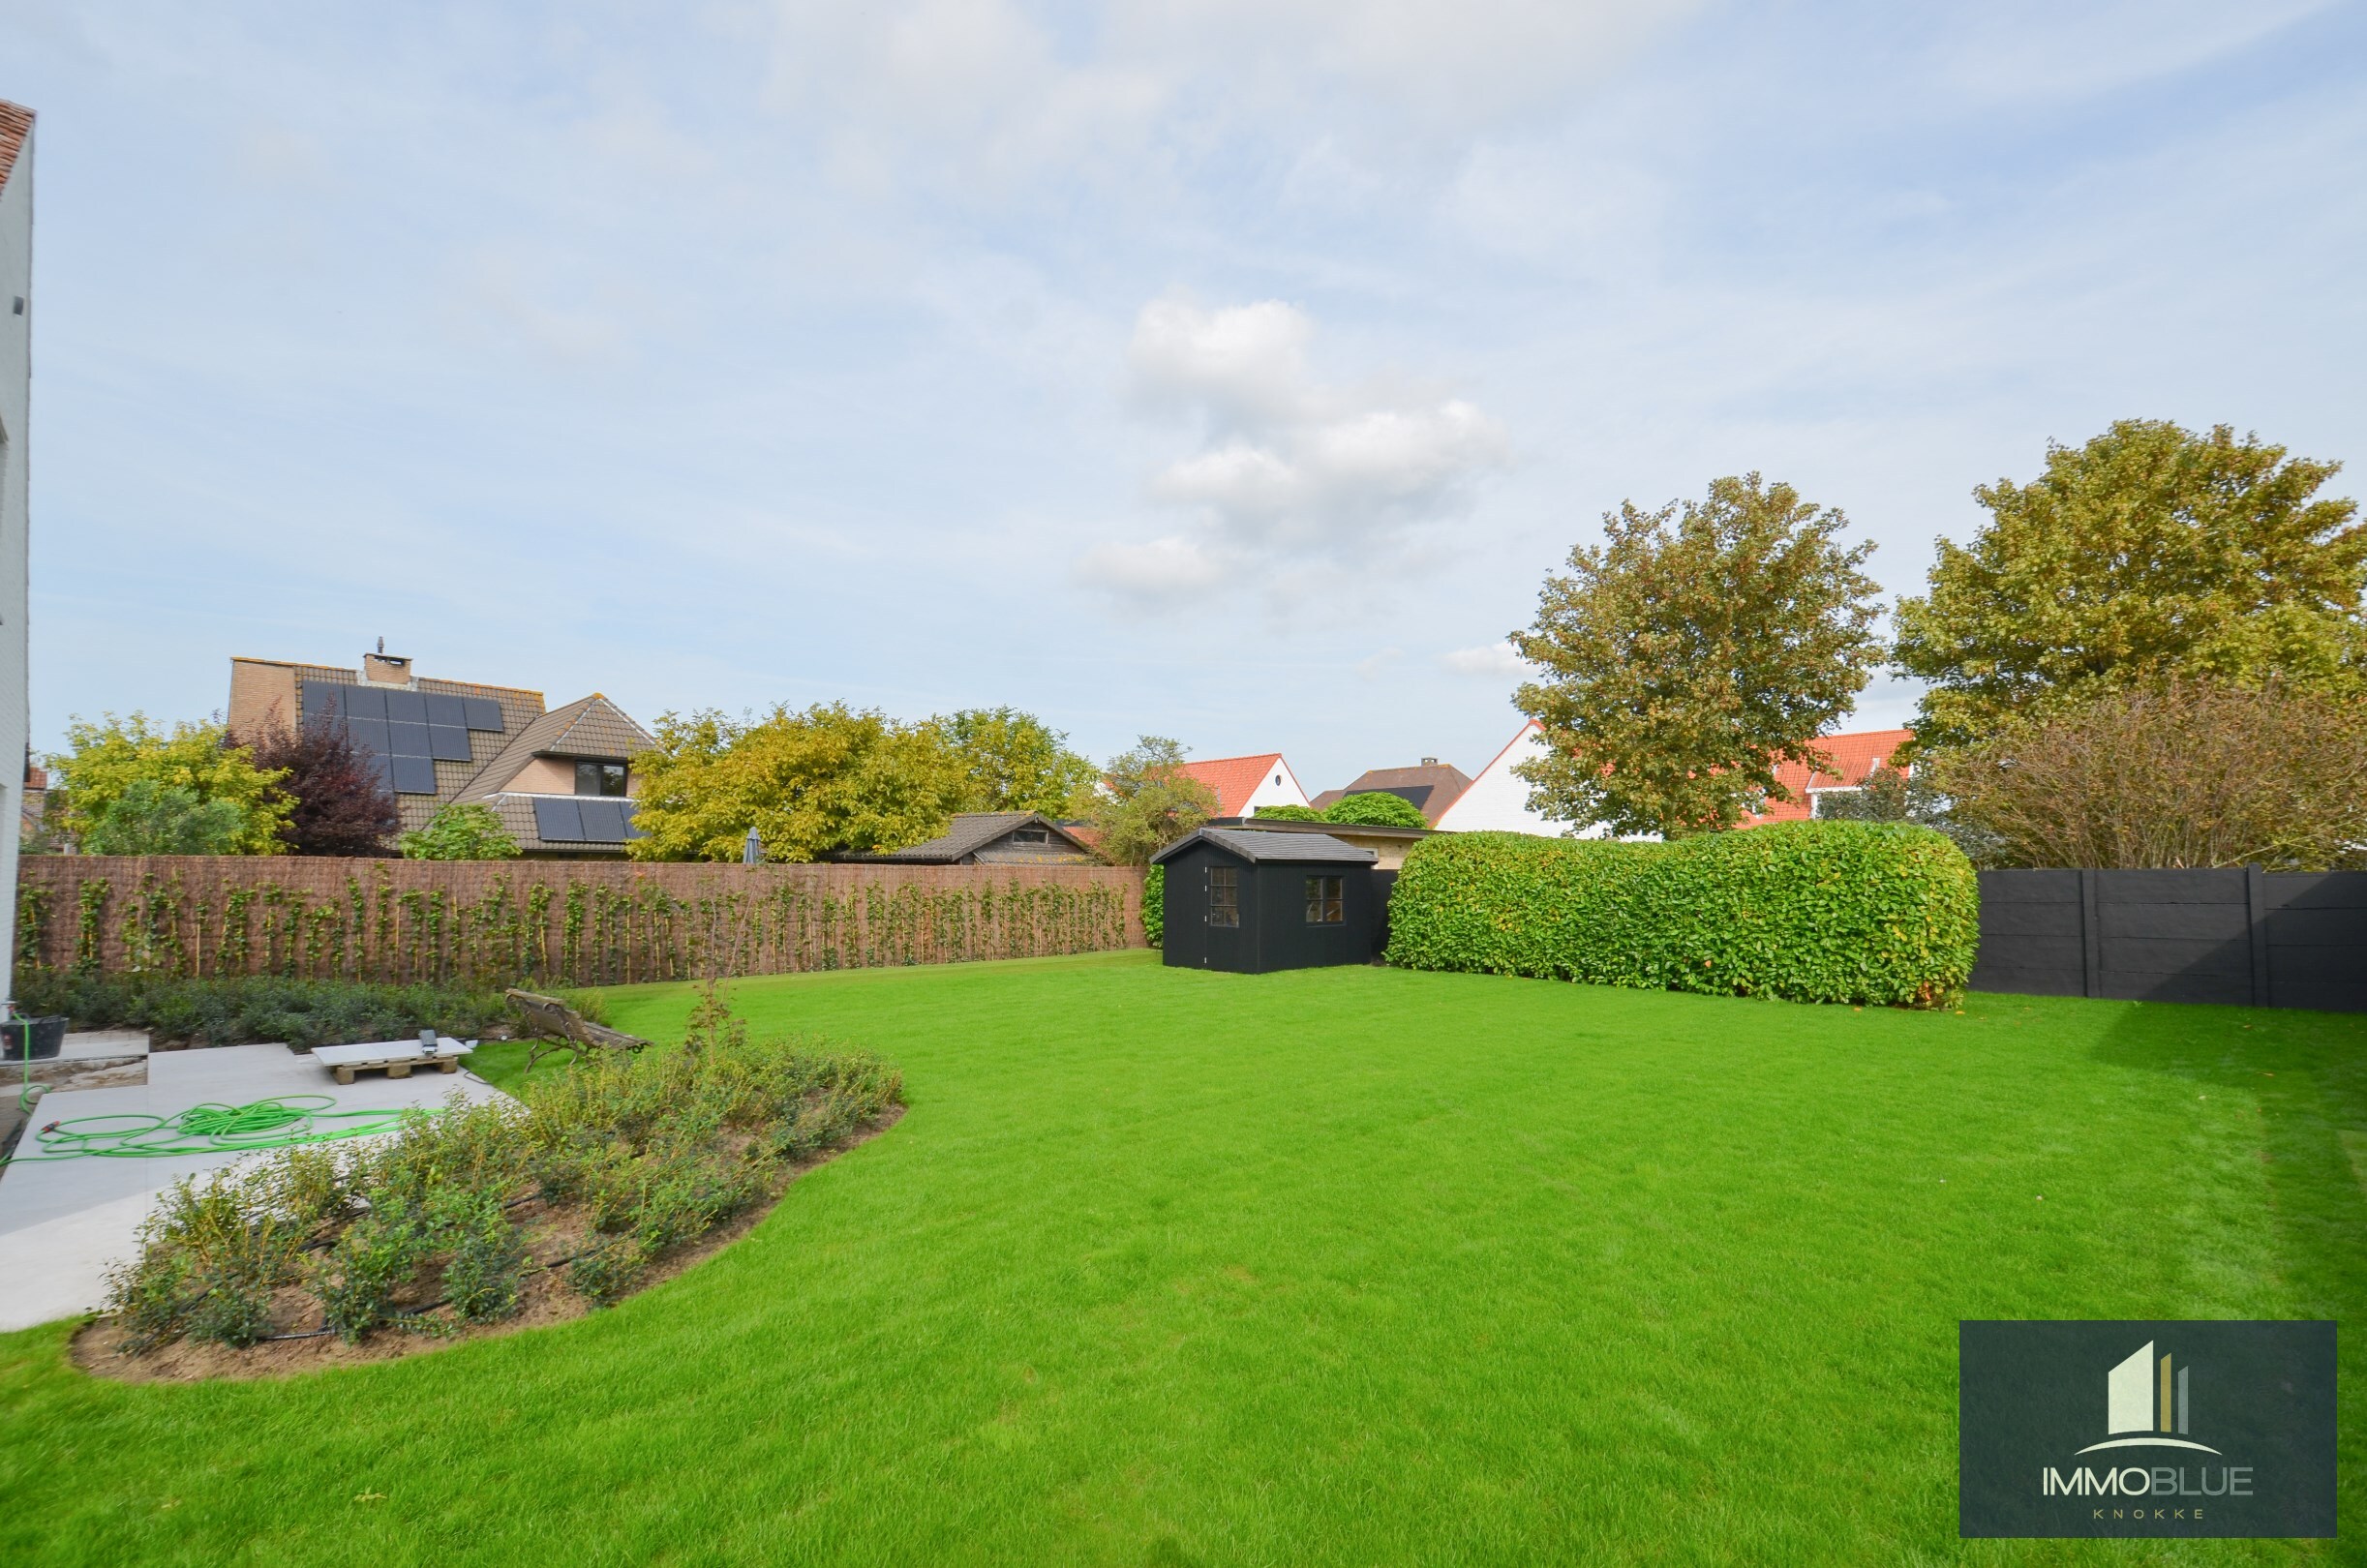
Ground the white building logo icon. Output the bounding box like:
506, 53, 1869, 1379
2075, 1341, 2222, 1456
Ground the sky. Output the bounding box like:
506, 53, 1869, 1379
5, 0, 2363, 790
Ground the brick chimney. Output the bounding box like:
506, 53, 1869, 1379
361, 637, 412, 686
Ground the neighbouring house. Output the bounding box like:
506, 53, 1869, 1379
227, 647, 656, 858
1174, 753, 1312, 817
1310, 758, 1472, 827
1739, 728, 1914, 827
838, 812, 1099, 865
0, 102, 32, 981
1431, 722, 1574, 837
1153, 827, 1381, 974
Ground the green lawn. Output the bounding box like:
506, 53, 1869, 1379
3, 951, 2359, 1566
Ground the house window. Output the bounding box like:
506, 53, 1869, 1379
1012, 828, 1048, 844
1304, 874, 1344, 924
1209, 866, 1240, 928
575, 760, 628, 797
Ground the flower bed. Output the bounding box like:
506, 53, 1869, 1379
75, 991, 902, 1380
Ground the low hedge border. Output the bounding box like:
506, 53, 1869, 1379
1383, 821, 1978, 1007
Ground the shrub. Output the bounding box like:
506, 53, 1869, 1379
1142, 865, 1165, 948
1384, 821, 1978, 1007
1322, 792, 1429, 829
11, 973, 514, 1050
1252, 804, 1324, 823
399, 801, 523, 860
98, 994, 903, 1352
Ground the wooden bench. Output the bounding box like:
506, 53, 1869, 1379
313, 1038, 474, 1086
505, 988, 652, 1073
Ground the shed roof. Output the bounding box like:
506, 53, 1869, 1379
1151, 828, 1378, 866
861, 812, 1097, 863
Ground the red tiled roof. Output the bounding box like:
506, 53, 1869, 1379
0, 102, 31, 195
1175, 753, 1288, 818
1739, 728, 1913, 827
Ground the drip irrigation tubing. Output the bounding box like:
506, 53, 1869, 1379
6, 1096, 430, 1162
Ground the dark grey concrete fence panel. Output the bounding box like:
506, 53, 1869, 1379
1972, 867, 2367, 1012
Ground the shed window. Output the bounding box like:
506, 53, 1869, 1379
1209, 866, 1240, 927
1012, 828, 1048, 843
1304, 874, 1344, 924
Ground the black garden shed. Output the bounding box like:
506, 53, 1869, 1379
1152, 827, 1381, 974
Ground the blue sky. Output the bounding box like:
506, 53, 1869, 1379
7, 0, 2363, 789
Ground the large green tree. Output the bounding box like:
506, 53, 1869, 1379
627, 703, 967, 862
1894, 420, 2366, 750
1511, 474, 1884, 837
935, 708, 1100, 817
46, 713, 290, 856
1087, 736, 1218, 865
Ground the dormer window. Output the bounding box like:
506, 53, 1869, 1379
575, 760, 628, 797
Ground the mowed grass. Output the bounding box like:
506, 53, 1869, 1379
2, 951, 2360, 1566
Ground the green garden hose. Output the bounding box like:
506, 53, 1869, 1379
6, 1095, 430, 1162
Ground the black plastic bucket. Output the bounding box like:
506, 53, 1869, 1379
1, 1015, 68, 1061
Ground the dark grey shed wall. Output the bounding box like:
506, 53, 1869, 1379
1972, 868, 2367, 1012
1159, 840, 1379, 974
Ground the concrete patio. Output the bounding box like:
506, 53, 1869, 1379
0, 1040, 510, 1332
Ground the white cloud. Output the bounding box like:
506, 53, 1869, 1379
1086, 297, 1509, 603
1442, 641, 1535, 678
1074, 533, 1230, 601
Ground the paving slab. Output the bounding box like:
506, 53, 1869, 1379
0, 1043, 512, 1332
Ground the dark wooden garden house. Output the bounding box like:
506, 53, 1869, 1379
1153, 827, 1381, 974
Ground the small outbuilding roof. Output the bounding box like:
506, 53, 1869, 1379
861, 811, 1098, 863
1151, 828, 1379, 866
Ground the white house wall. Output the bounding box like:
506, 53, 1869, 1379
0, 115, 31, 991
1434, 721, 1606, 838
1239, 758, 1310, 814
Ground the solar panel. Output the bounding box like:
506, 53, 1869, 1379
345, 684, 389, 719
386, 721, 431, 757
622, 803, 647, 839
533, 798, 585, 842
461, 698, 504, 733
300, 680, 345, 723
390, 756, 439, 795
347, 717, 390, 756
428, 725, 473, 762
383, 690, 428, 725
374, 755, 398, 792
425, 693, 468, 728
590, 799, 643, 841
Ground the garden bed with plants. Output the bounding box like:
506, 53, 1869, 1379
73, 991, 902, 1381
14, 972, 525, 1051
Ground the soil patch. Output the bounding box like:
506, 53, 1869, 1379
71, 1104, 902, 1383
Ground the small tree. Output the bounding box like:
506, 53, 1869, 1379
628, 703, 966, 862
46, 713, 289, 855
244, 718, 400, 856
79, 779, 249, 855
1895, 420, 2366, 749
1929, 677, 2367, 870
1322, 792, 1430, 829
1088, 737, 1218, 865
399, 802, 524, 860
1512, 473, 1883, 837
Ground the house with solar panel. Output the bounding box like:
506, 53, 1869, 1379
228, 646, 656, 858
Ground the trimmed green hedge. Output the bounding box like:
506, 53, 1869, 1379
1143, 865, 1165, 948
1383, 822, 1978, 1007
